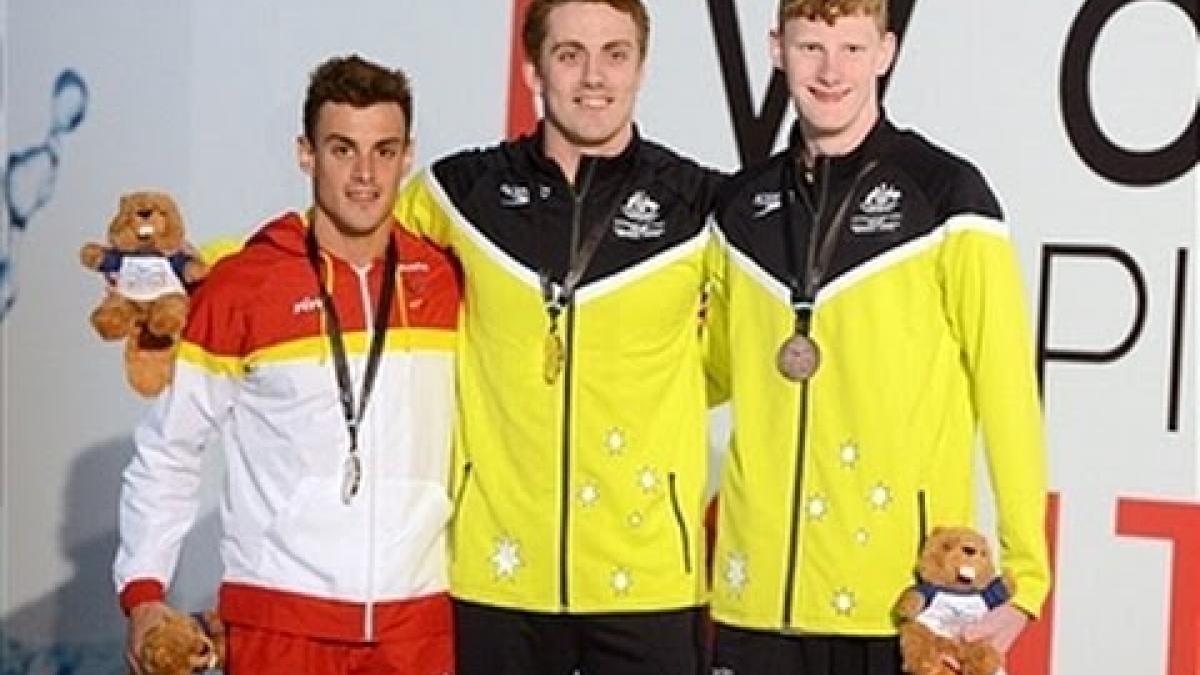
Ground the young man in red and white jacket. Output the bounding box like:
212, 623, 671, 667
114, 54, 461, 675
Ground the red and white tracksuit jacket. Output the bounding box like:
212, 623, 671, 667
114, 212, 461, 642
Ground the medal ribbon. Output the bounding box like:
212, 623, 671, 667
539, 158, 641, 383
782, 156, 880, 331
305, 225, 398, 504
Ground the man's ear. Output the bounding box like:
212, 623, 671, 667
522, 58, 544, 97
769, 28, 784, 72
876, 31, 898, 77
400, 140, 415, 180
297, 135, 315, 176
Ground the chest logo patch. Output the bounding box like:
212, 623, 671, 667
851, 182, 903, 234
613, 190, 665, 240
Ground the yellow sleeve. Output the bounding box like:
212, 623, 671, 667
940, 219, 1051, 617
394, 169, 454, 248
702, 218, 732, 407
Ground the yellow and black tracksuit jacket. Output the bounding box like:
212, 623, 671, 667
706, 118, 1050, 635
395, 127, 724, 613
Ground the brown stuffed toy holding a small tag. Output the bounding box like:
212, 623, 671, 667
893, 526, 1016, 675
80, 191, 208, 397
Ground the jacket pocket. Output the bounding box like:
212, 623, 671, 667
256, 477, 353, 589
916, 489, 929, 552
668, 473, 693, 575
449, 462, 473, 560
374, 479, 452, 595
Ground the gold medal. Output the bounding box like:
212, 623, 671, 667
341, 454, 362, 505
776, 333, 821, 381
544, 331, 564, 384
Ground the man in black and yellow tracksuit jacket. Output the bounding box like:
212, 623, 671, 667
706, 116, 1050, 667
395, 123, 722, 672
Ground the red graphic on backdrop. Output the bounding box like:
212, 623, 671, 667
1117, 497, 1200, 675
1008, 493, 1060, 675
507, 0, 536, 139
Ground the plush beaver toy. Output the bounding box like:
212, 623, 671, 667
893, 526, 1016, 675
80, 191, 208, 396
134, 606, 225, 675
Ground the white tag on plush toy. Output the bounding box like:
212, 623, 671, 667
917, 591, 991, 637
116, 255, 184, 301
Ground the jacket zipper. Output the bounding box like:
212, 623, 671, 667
353, 264, 377, 641
777, 156, 881, 627
558, 159, 598, 610
781, 379, 811, 628
668, 473, 693, 574
780, 162, 824, 629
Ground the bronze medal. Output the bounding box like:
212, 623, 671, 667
776, 333, 821, 381
544, 331, 564, 385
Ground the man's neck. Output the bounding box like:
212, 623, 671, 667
313, 221, 389, 268
801, 110, 879, 165
543, 124, 633, 186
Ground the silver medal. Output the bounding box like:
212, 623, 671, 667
341, 453, 362, 505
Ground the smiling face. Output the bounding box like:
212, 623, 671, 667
297, 101, 411, 264
524, 1, 646, 179
772, 11, 895, 158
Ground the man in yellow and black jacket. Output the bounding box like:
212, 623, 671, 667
705, 1, 1050, 673
394, 2, 723, 672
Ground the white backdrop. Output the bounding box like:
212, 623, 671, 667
1, 2, 1195, 673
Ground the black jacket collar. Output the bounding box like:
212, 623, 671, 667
787, 112, 894, 181
513, 121, 642, 186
